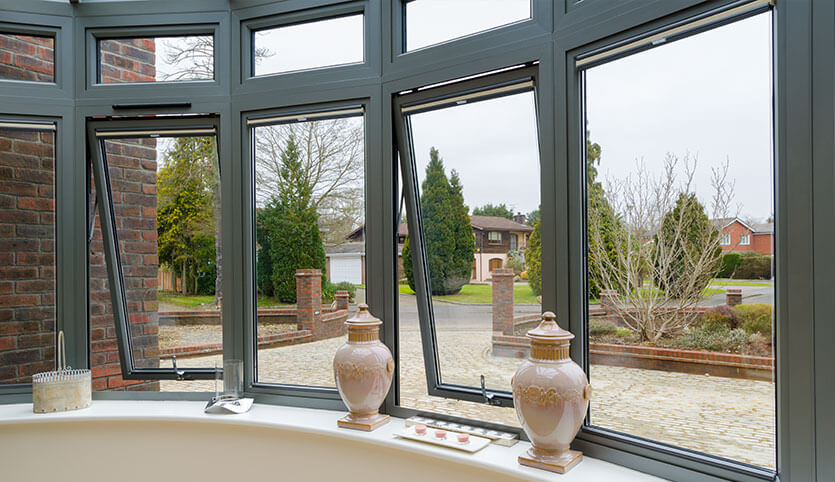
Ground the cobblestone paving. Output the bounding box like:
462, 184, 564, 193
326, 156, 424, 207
162, 328, 775, 470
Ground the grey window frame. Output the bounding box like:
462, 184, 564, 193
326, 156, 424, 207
242, 99, 371, 408
86, 115, 222, 381
0, 0, 828, 480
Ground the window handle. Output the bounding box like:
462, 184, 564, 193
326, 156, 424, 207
481, 375, 501, 406
172, 356, 185, 380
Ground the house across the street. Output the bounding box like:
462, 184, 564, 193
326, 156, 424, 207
712, 217, 773, 256
329, 214, 534, 284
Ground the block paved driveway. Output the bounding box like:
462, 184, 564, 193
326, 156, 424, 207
161, 293, 775, 470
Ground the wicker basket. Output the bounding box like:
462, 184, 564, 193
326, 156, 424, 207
32, 331, 91, 413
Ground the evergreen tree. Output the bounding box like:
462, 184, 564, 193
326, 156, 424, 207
586, 131, 621, 299
257, 135, 327, 303
526, 220, 542, 297
402, 147, 474, 295
472, 203, 514, 219
655, 192, 721, 298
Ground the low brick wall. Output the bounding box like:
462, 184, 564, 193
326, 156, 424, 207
491, 333, 773, 381
160, 329, 314, 359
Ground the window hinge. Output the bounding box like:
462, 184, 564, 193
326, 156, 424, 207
480, 375, 502, 406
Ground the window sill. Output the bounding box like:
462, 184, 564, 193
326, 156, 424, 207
0, 401, 660, 481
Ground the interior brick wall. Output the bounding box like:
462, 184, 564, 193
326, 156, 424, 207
0, 128, 56, 383
0, 33, 54, 83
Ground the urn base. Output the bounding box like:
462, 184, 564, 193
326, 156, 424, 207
338, 411, 390, 431
518, 447, 583, 474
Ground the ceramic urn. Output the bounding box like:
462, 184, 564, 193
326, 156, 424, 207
511, 312, 591, 474
333, 304, 394, 431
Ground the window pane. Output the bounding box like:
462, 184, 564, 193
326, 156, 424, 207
405, 0, 530, 51
252, 114, 365, 387
0, 126, 55, 383
98, 35, 214, 84
90, 135, 221, 390
400, 87, 540, 420
253, 14, 363, 76
0, 33, 54, 83
583, 13, 775, 469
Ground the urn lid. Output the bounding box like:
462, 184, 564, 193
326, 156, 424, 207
345, 304, 382, 327
527, 312, 574, 342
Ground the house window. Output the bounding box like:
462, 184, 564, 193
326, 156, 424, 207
0, 32, 55, 83
395, 65, 540, 422
88, 117, 221, 384
0, 121, 56, 384
97, 34, 214, 83
740, 233, 751, 245
581, 10, 775, 469
252, 13, 363, 76
249, 104, 365, 388
720, 233, 730, 245
404, 0, 530, 52
510, 233, 517, 251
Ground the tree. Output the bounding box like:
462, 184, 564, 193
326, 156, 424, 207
525, 220, 542, 297
588, 154, 729, 342
402, 147, 474, 295
525, 207, 540, 226
256, 135, 327, 303
586, 131, 621, 299
157, 137, 219, 296
472, 203, 514, 219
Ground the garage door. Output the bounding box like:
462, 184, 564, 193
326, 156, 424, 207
329, 256, 363, 285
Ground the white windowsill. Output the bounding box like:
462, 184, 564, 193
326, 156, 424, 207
0, 400, 661, 481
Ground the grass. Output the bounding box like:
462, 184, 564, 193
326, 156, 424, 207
157, 294, 214, 308
710, 278, 773, 287
398, 283, 540, 305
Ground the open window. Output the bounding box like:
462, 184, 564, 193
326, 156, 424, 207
246, 104, 366, 392
393, 66, 540, 420
87, 116, 221, 381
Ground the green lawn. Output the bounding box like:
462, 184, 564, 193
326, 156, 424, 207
157, 294, 215, 308
710, 278, 773, 287
399, 283, 540, 305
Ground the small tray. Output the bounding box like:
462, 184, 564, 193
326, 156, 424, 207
394, 425, 491, 453
405, 416, 519, 446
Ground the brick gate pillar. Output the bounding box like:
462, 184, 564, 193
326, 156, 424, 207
726, 288, 743, 306
296, 269, 322, 333
492, 268, 515, 335
334, 290, 349, 312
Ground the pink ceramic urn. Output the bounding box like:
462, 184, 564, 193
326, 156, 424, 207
333, 304, 394, 431
511, 312, 591, 473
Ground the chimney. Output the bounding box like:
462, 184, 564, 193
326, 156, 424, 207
513, 212, 527, 225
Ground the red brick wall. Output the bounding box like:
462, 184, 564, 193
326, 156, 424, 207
491, 268, 515, 335
99, 38, 156, 83
751, 233, 773, 256
0, 33, 54, 83
720, 220, 773, 256
0, 127, 56, 383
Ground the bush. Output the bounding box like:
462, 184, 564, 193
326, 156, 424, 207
717, 252, 742, 278
321, 280, 358, 303
699, 304, 741, 330
526, 221, 542, 296
733, 252, 772, 279
674, 323, 749, 353
589, 318, 618, 336
506, 250, 526, 273
520, 270, 528, 280
735, 303, 772, 335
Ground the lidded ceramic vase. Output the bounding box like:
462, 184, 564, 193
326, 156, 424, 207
511, 312, 591, 474
333, 304, 394, 431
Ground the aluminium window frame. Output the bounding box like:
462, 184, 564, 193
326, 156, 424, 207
392, 64, 542, 410
86, 115, 222, 381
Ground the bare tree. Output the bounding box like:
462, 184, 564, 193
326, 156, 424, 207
254, 118, 365, 245
589, 153, 731, 342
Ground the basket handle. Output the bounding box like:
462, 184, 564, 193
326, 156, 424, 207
56, 330, 67, 371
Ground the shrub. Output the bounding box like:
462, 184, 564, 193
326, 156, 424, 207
674, 323, 749, 353
733, 252, 772, 279
506, 250, 525, 273
526, 221, 542, 296
589, 318, 618, 336
520, 270, 528, 280
735, 303, 772, 335
717, 252, 742, 278
699, 304, 741, 330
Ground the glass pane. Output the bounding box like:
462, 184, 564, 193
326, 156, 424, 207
0, 126, 55, 383
584, 13, 775, 469
90, 134, 221, 390
98, 35, 214, 84
402, 88, 540, 404
253, 14, 363, 76
406, 0, 530, 51
253, 114, 365, 387
0, 33, 55, 82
